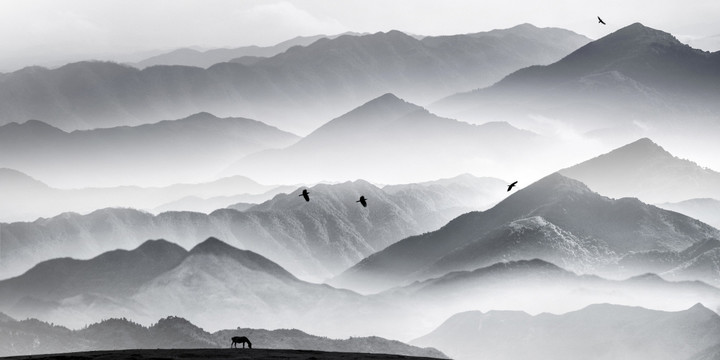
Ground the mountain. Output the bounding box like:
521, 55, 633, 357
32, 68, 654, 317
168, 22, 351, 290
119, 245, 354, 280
375, 259, 720, 330
331, 173, 720, 293
0, 239, 187, 309
411, 303, 720, 360
0, 26, 589, 134
433, 23, 720, 135
0, 176, 500, 281
0, 238, 415, 339
132, 34, 328, 68
657, 199, 720, 230
0, 168, 291, 222
560, 138, 720, 204
225, 93, 547, 184
0, 315, 446, 358
0, 112, 299, 188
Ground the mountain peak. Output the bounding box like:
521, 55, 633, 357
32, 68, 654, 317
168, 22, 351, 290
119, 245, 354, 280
611, 23, 681, 44
189, 237, 234, 255
524, 172, 593, 196
0, 119, 65, 134
183, 112, 220, 121
189, 237, 297, 280
305, 93, 423, 137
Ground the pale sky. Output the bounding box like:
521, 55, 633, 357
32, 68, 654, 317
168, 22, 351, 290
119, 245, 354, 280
1, 0, 719, 71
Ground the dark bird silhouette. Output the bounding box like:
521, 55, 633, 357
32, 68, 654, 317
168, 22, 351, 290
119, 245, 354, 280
597, 16, 606, 25
356, 195, 368, 207
507, 181, 518, 192
299, 189, 310, 202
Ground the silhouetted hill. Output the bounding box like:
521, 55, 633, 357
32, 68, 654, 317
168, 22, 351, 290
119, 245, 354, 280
0, 238, 413, 339
434, 23, 720, 132
225, 93, 543, 184
0, 240, 187, 309
0, 26, 589, 133
1, 176, 499, 281
560, 138, 720, 203
331, 173, 720, 293
411, 303, 720, 360
0, 314, 446, 358
0, 112, 299, 188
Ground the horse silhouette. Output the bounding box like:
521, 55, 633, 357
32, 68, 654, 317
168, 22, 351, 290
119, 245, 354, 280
231, 336, 252, 349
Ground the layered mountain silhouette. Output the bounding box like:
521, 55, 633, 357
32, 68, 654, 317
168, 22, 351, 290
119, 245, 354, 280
433, 23, 720, 132
0, 237, 413, 339
0, 175, 501, 281
657, 198, 720, 230
618, 238, 720, 286
0, 313, 446, 358
331, 173, 720, 293
0, 112, 298, 188
376, 259, 720, 329
411, 303, 720, 360
0, 168, 291, 222
560, 138, 720, 204
225, 93, 546, 184
131, 34, 330, 69
0, 26, 588, 133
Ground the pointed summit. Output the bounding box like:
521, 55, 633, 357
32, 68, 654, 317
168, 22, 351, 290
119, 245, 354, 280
561, 138, 720, 203
311, 93, 423, 134
189, 237, 296, 280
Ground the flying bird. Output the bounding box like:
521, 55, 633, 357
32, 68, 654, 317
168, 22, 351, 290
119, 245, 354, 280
299, 189, 310, 202
356, 195, 368, 207
507, 181, 518, 192
597, 16, 606, 25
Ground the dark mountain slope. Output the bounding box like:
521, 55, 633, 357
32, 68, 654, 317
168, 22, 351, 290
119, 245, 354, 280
331, 173, 720, 292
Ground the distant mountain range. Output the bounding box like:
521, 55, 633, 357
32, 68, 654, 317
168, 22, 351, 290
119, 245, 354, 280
131, 34, 331, 69
375, 258, 720, 329
657, 198, 720, 229
433, 23, 720, 133
0, 112, 299, 188
0, 237, 422, 340
0, 25, 589, 134
225, 93, 549, 184
0, 168, 292, 222
560, 138, 720, 204
0, 313, 446, 358
411, 303, 720, 360
331, 172, 720, 293
0, 175, 503, 281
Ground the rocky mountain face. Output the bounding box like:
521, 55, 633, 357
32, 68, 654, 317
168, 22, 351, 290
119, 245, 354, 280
411, 303, 720, 360
331, 173, 720, 293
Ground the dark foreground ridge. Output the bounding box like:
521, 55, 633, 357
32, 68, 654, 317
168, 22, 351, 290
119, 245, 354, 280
1, 348, 446, 360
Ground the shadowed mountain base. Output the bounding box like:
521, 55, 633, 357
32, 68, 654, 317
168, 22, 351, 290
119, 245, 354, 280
1, 348, 446, 360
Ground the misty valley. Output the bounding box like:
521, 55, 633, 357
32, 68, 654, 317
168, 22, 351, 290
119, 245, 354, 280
2, 21, 720, 360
